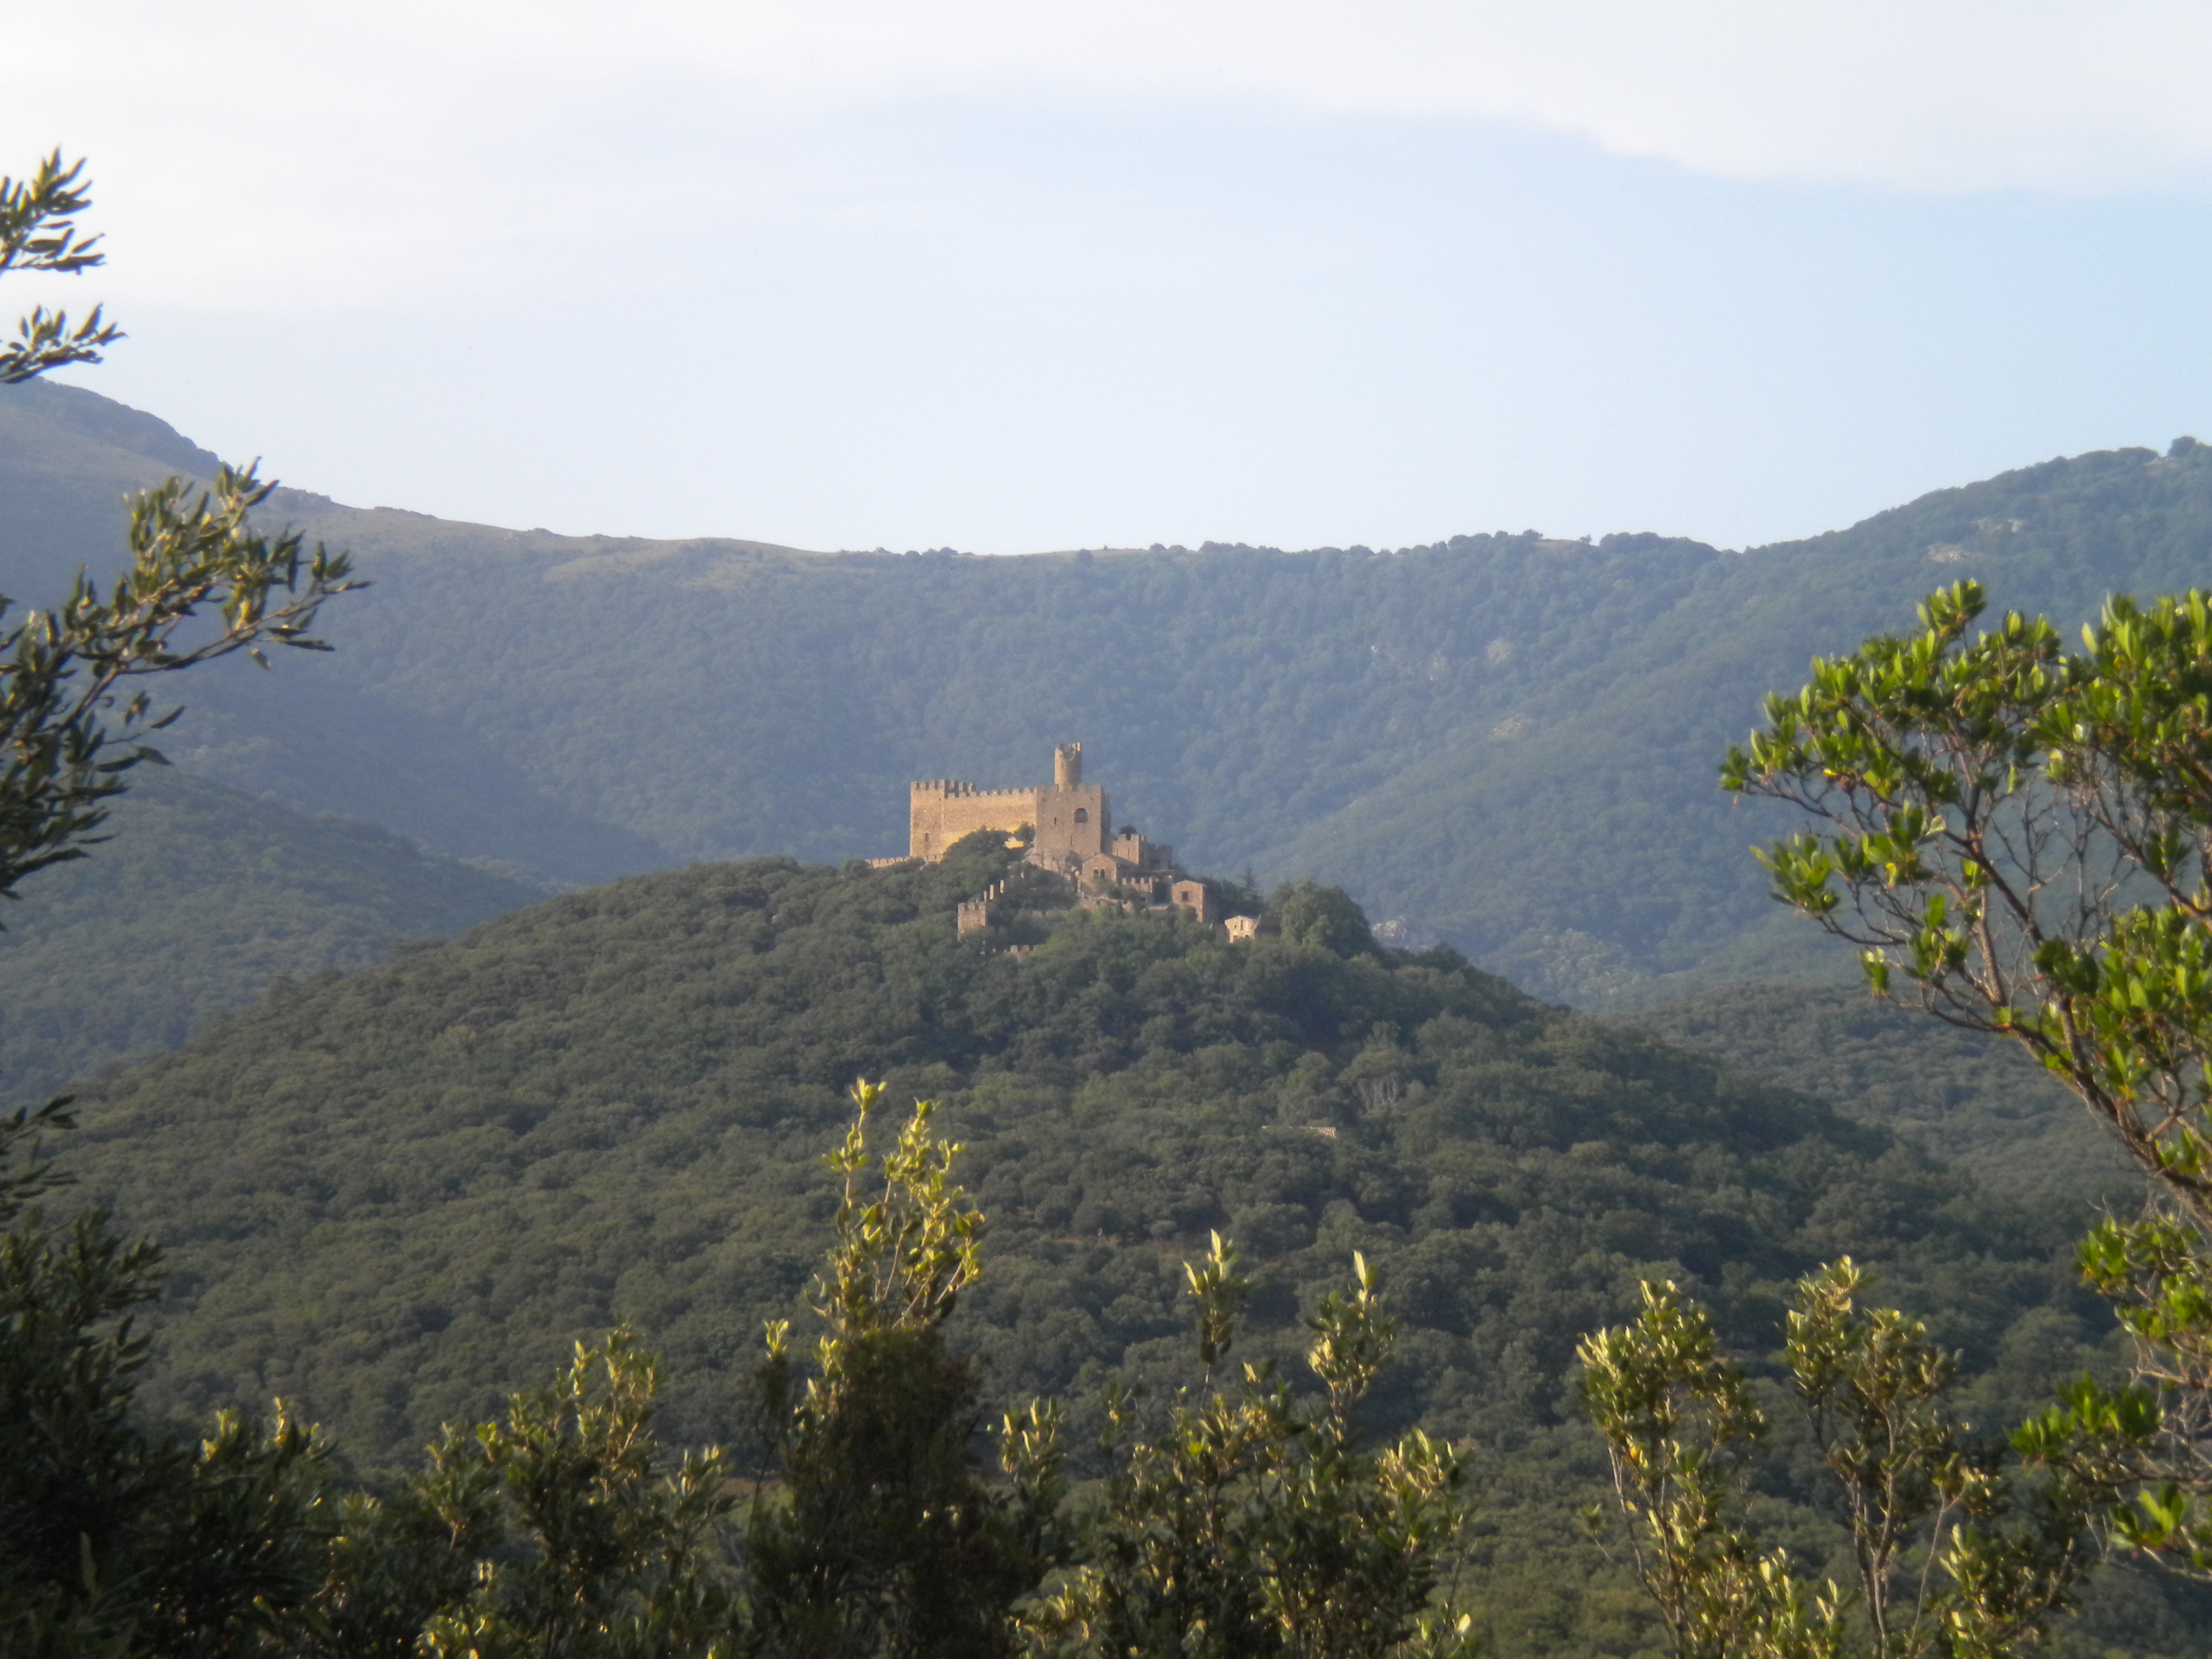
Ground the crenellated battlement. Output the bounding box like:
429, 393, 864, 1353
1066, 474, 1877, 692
905, 745, 1099, 865
906, 743, 1223, 938
912, 780, 1039, 802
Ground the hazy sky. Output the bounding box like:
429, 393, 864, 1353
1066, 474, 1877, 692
9, 1, 2212, 551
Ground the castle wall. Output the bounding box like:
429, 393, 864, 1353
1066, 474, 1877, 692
903, 744, 1119, 870
1113, 832, 1174, 871
909, 782, 1041, 860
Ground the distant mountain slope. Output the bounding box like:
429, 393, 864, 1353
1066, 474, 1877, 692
1622, 980, 2135, 1199
256, 438, 2212, 1000
0, 769, 545, 1106
10, 381, 2211, 1002
0, 376, 222, 595
0, 380, 670, 889
1280, 443, 2212, 998
52, 848, 1989, 1457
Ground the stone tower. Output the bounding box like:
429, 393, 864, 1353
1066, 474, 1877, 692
1033, 743, 1107, 869
905, 743, 1107, 866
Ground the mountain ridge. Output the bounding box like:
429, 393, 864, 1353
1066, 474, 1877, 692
8, 381, 2210, 1025
0, 767, 549, 1107
13, 386, 2210, 1651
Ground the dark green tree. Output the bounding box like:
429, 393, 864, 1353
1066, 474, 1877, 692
1580, 1262, 2121, 1658
0, 1098, 333, 1656
0, 152, 121, 385
0, 152, 359, 905
742, 1081, 1059, 1659
306, 1331, 734, 1659
0, 150, 361, 1654
1272, 879, 1376, 959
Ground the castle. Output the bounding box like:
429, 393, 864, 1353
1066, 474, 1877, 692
903, 743, 1221, 925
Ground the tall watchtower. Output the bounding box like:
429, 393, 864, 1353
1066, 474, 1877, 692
1033, 742, 1107, 868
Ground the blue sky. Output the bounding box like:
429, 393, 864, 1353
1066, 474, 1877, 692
10, 2, 2212, 551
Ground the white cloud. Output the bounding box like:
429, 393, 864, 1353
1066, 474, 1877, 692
697, 0, 2212, 193
5, 1, 2211, 314
27, 2, 2212, 180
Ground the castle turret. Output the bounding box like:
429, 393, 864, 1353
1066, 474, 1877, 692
1054, 742, 1082, 788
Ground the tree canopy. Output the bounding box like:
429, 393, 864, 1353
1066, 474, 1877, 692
1707, 577, 2212, 1606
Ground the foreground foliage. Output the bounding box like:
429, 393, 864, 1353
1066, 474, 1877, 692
1027, 1233, 1475, 1659
1582, 1262, 2123, 1658
310, 1331, 734, 1659
743, 1084, 1050, 1658
0, 1098, 330, 1655
0, 153, 358, 905
8, 1080, 1490, 1655
1725, 579, 2212, 1579
58, 837, 2199, 1652
0, 148, 365, 1655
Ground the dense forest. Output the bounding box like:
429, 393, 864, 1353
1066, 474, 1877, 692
15, 377, 2212, 1652
0, 768, 541, 1104
1621, 984, 2135, 1200
18, 131, 2212, 1656
13, 379, 2212, 1018
50, 833, 2203, 1655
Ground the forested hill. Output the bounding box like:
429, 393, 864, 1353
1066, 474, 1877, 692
11, 380, 2212, 1007
187, 443, 2212, 1006
0, 768, 548, 1105
62, 837, 2190, 1655
1623, 982, 2136, 1202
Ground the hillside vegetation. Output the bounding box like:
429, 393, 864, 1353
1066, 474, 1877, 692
191, 441, 2212, 1003
0, 768, 546, 1106
13, 382, 2212, 1007
60, 834, 2200, 1655
14, 369, 2207, 1646
1624, 982, 2136, 1200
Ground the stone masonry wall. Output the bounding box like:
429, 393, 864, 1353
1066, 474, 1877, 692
909, 782, 1041, 860
1031, 782, 1108, 866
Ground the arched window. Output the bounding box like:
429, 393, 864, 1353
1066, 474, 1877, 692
1074, 808, 1088, 823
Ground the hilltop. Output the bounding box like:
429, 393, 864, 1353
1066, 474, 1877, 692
61, 831, 2195, 1654
16, 367, 2211, 1646
12, 381, 2212, 1035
